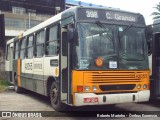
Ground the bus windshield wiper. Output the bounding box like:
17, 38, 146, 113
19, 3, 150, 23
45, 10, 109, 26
119, 24, 134, 38
95, 20, 114, 42
95, 20, 116, 54
95, 20, 107, 29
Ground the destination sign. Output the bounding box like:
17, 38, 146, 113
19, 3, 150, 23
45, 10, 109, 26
106, 12, 136, 22
77, 8, 143, 23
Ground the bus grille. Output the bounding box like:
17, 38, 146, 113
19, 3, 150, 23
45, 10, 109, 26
83, 71, 143, 91
84, 71, 142, 84
99, 84, 136, 91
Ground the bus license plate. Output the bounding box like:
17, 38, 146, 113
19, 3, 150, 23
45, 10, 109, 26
84, 97, 99, 103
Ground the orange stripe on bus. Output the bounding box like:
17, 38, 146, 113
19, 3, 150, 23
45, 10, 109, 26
17, 59, 21, 86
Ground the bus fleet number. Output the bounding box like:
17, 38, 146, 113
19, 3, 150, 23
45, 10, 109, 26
86, 11, 98, 18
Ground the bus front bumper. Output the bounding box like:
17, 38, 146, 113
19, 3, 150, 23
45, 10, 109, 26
74, 90, 150, 106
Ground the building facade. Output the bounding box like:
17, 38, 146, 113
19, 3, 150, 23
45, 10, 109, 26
0, 0, 65, 38
0, 0, 65, 79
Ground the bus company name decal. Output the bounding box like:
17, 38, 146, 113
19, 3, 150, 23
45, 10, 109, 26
25, 63, 43, 70
25, 63, 33, 70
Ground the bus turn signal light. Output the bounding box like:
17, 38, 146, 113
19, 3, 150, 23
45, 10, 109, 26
77, 85, 83, 92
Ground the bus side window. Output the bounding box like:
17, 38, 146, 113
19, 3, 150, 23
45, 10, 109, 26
14, 41, 19, 59
20, 37, 26, 59
26, 35, 34, 58
35, 30, 45, 57
46, 25, 59, 56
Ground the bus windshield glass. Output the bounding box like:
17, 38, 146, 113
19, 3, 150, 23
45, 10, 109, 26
118, 26, 145, 60
74, 22, 148, 70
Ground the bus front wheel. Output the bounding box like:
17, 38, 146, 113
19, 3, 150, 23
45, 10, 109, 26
50, 82, 66, 111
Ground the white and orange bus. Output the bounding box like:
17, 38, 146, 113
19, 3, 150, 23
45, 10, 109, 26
5, 6, 150, 111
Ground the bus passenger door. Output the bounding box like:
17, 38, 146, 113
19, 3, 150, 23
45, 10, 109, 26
153, 33, 160, 98
60, 27, 72, 104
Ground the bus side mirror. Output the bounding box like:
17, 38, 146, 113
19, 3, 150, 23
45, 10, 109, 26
62, 26, 78, 56
67, 28, 78, 46
67, 27, 74, 42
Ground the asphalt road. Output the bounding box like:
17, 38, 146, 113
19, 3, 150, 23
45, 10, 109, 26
1, 89, 160, 120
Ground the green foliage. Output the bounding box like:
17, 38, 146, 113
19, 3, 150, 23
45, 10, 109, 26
151, 2, 160, 19
0, 80, 10, 92
0, 80, 10, 86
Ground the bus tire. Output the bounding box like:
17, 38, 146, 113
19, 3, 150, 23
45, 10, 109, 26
50, 81, 66, 111
14, 75, 22, 93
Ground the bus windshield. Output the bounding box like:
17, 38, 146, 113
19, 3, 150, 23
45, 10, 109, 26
118, 26, 145, 60
74, 22, 148, 70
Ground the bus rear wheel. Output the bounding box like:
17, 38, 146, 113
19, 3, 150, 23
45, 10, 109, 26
50, 82, 66, 111
14, 75, 22, 93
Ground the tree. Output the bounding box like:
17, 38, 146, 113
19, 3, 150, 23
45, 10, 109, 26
151, 2, 160, 19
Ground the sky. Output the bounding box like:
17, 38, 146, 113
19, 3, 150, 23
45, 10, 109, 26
75, 0, 160, 25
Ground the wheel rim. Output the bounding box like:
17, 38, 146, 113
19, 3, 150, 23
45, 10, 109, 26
51, 86, 58, 104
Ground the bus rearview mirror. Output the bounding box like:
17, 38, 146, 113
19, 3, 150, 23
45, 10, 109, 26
67, 28, 74, 42
67, 28, 78, 45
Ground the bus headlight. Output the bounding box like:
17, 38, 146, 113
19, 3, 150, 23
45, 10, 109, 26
84, 86, 90, 92
143, 84, 147, 89
92, 86, 98, 91
137, 84, 141, 89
